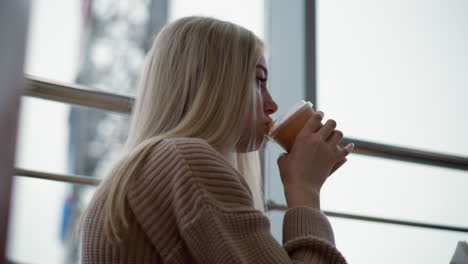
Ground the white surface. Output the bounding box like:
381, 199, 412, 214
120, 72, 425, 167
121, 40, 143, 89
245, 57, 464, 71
316, 0, 468, 158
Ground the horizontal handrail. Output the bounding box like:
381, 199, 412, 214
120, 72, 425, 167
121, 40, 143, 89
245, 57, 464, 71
266, 200, 468, 233
15, 168, 100, 186
339, 138, 468, 171
22, 76, 468, 172
25, 75, 134, 114
12, 168, 468, 233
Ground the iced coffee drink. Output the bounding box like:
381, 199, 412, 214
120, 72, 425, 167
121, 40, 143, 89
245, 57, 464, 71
268, 100, 314, 152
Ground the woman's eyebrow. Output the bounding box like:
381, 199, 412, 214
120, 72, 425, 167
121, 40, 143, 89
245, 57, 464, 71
256, 65, 268, 77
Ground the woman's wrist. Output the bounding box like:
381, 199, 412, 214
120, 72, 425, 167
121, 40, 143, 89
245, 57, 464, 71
283, 185, 321, 209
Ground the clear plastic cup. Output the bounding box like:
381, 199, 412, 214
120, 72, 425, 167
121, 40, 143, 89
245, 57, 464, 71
267, 100, 314, 152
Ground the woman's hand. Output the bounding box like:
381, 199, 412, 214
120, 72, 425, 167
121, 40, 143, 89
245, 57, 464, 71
277, 112, 354, 208
302, 111, 350, 177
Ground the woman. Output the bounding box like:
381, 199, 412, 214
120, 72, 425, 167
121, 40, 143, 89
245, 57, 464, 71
80, 16, 354, 263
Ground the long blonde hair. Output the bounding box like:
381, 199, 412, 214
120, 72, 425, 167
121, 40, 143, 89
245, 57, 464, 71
85, 16, 266, 244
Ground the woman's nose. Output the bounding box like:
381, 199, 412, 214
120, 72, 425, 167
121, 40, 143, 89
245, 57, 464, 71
264, 93, 278, 115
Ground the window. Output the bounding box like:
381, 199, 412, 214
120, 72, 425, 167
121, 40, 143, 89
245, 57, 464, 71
316, 0, 468, 157
264, 1, 468, 263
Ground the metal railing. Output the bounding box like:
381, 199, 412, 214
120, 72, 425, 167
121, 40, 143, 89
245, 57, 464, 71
17, 75, 468, 234
25, 75, 134, 114
15, 168, 100, 186
340, 138, 468, 171
267, 201, 468, 233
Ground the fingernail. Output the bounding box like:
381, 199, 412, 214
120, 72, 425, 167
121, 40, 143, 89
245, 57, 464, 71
347, 143, 355, 151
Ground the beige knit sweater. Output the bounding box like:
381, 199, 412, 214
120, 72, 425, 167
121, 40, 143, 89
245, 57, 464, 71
80, 137, 347, 263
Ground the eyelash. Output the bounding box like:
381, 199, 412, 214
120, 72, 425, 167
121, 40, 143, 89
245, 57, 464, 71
256, 77, 267, 87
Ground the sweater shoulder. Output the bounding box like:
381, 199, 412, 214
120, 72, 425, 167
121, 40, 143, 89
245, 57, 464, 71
162, 137, 252, 204
130, 137, 254, 220
163, 137, 236, 171
146, 137, 233, 173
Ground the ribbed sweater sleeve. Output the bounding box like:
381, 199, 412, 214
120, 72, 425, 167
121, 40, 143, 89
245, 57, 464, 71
127, 137, 347, 264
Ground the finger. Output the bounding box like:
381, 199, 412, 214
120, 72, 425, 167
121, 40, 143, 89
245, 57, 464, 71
327, 130, 343, 146
303, 112, 324, 133
316, 110, 324, 119
338, 143, 355, 159
315, 111, 324, 130
318, 119, 337, 139
330, 158, 347, 176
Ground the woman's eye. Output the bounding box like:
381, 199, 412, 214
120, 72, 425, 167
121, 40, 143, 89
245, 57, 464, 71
256, 77, 267, 87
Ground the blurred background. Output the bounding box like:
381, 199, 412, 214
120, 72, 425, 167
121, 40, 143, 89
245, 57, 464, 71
7, 0, 468, 263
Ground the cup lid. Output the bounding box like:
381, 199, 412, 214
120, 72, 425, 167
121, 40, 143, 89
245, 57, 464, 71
268, 100, 313, 137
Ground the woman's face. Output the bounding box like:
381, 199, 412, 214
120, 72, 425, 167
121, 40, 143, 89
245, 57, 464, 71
237, 56, 278, 152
